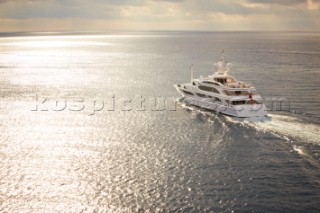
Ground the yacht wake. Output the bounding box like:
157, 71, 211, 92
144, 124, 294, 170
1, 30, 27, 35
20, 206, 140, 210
242, 113, 320, 145
178, 99, 320, 145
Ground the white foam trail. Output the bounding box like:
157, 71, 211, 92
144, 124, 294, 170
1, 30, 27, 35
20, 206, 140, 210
225, 116, 272, 124
178, 100, 320, 144
253, 114, 320, 144
213, 111, 320, 144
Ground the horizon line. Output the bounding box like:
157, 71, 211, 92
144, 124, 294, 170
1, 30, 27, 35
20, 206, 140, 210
1, 30, 320, 37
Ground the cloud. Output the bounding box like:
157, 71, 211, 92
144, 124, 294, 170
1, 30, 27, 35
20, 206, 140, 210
0, 0, 125, 19
0, 0, 37, 3
0, 0, 319, 32
247, 0, 320, 9
151, 0, 186, 2
247, 0, 306, 6
192, 0, 267, 15
307, 0, 320, 10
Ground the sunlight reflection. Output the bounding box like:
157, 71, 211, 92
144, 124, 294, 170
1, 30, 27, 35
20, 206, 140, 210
3, 40, 109, 48
0, 35, 116, 48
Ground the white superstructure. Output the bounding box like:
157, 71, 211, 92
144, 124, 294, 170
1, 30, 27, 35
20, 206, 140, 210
174, 53, 267, 118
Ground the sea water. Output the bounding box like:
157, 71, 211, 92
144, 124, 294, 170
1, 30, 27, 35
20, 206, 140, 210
0, 31, 320, 212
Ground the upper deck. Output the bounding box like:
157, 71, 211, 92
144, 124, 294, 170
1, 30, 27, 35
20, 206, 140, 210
195, 52, 255, 90
197, 73, 254, 91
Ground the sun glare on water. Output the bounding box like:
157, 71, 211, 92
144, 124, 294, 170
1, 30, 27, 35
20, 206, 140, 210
1, 36, 111, 48
0, 35, 114, 86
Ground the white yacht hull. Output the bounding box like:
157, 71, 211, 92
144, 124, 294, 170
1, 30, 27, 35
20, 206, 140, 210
175, 85, 267, 118
184, 96, 267, 117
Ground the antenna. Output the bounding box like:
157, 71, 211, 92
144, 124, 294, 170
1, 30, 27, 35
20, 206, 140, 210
218, 50, 227, 74
221, 50, 226, 63
190, 64, 194, 83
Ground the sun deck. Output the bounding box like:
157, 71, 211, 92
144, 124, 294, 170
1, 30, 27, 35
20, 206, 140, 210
199, 74, 254, 90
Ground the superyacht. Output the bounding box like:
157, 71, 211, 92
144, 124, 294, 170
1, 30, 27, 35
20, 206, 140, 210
174, 53, 267, 118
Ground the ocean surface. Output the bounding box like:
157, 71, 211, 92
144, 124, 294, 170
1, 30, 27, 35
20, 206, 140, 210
0, 31, 320, 212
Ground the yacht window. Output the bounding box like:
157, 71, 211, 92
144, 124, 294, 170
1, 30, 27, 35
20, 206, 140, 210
215, 78, 227, 84
198, 85, 219, 93
182, 90, 193, 96
224, 90, 252, 96
196, 93, 206, 97
232, 100, 246, 105
203, 81, 220, 86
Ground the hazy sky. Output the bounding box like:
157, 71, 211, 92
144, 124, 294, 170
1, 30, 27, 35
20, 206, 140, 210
0, 0, 319, 32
